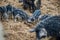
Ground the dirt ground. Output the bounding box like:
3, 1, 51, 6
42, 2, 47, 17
0, 0, 60, 40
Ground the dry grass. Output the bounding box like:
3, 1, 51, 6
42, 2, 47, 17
0, 0, 60, 40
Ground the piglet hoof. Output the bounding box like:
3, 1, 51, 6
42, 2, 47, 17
14, 20, 17, 23
29, 29, 35, 33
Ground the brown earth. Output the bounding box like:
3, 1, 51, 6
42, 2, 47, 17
0, 0, 60, 40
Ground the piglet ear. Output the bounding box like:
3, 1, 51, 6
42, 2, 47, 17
29, 29, 36, 32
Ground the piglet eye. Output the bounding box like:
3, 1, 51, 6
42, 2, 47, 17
31, 18, 34, 21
